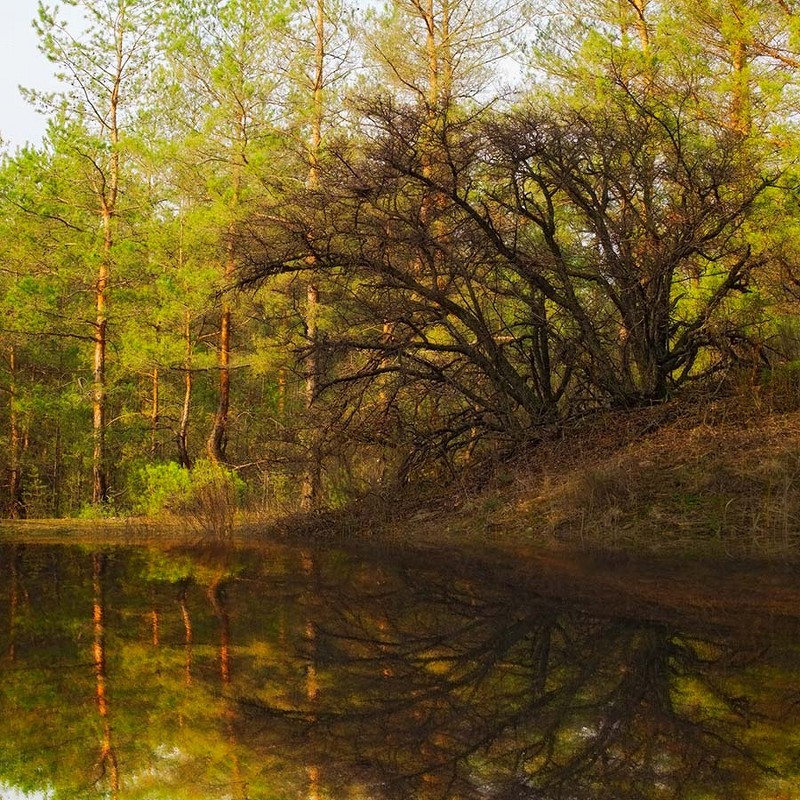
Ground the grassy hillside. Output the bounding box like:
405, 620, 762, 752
277, 375, 800, 563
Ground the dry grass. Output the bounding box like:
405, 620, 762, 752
506, 395, 800, 558
181, 472, 238, 542
349, 379, 800, 562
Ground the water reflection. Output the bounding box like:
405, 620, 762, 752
0, 541, 798, 799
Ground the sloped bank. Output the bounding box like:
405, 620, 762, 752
266, 382, 800, 565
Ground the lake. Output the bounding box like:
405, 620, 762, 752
0, 539, 798, 799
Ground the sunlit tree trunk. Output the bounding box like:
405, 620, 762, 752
300, 0, 326, 511
729, 0, 751, 134
8, 347, 25, 519
162, 0, 283, 470
77, 1, 132, 506
150, 365, 160, 460
277, 367, 287, 419
208, 298, 232, 464
622, 0, 650, 51
208, 144, 244, 465
171, 216, 193, 469
93, 233, 110, 505
92, 21, 122, 504
179, 311, 193, 469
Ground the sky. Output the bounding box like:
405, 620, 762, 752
0, 1, 60, 148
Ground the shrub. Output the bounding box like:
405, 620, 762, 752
136, 461, 193, 517
135, 460, 244, 540
182, 460, 244, 541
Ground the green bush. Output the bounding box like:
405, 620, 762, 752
136, 459, 244, 539
182, 459, 244, 540
78, 499, 119, 519
136, 461, 193, 517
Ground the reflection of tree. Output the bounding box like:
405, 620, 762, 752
179, 580, 193, 686
0, 546, 125, 798
208, 572, 249, 800
91, 553, 120, 797
301, 549, 322, 800
6, 544, 25, 661
238, 558, 800, 800
0, 542, 798, 799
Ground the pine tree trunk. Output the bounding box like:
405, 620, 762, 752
52, 423, 62, 517
731, 30, 750, 133
8, 347, 25, 519
150, 366, 160, 460
178, 332, 193, 470
300, 0, 326, 511
208, 304, 231, 463
208, 167, 240, 465
301, 282, 321, 509
92, 8, 122, 505
93, 247, 109, 505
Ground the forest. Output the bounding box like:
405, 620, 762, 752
1, 0, 799, 519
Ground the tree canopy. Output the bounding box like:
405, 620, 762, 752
0, 0, 797, 515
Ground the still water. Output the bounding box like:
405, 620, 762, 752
0, 540, 798, 799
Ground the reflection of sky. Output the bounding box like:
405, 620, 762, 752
0, 783, 51, 799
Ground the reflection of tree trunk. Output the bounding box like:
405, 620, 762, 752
180, 583, 193, 686
208, 575, 248, 799
209, 577, 232, 684
92, 553, 120, 798
7, 545, 23, 661
305, 619, 320, 702
377, 616, 394, 678
306, 764, 321, 800
531, 623, 552, 700
150, 597, 160, 648
302, 550, 321, 799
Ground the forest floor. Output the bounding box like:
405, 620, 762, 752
4, 376, 800, 568
265, 376, 800, 567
